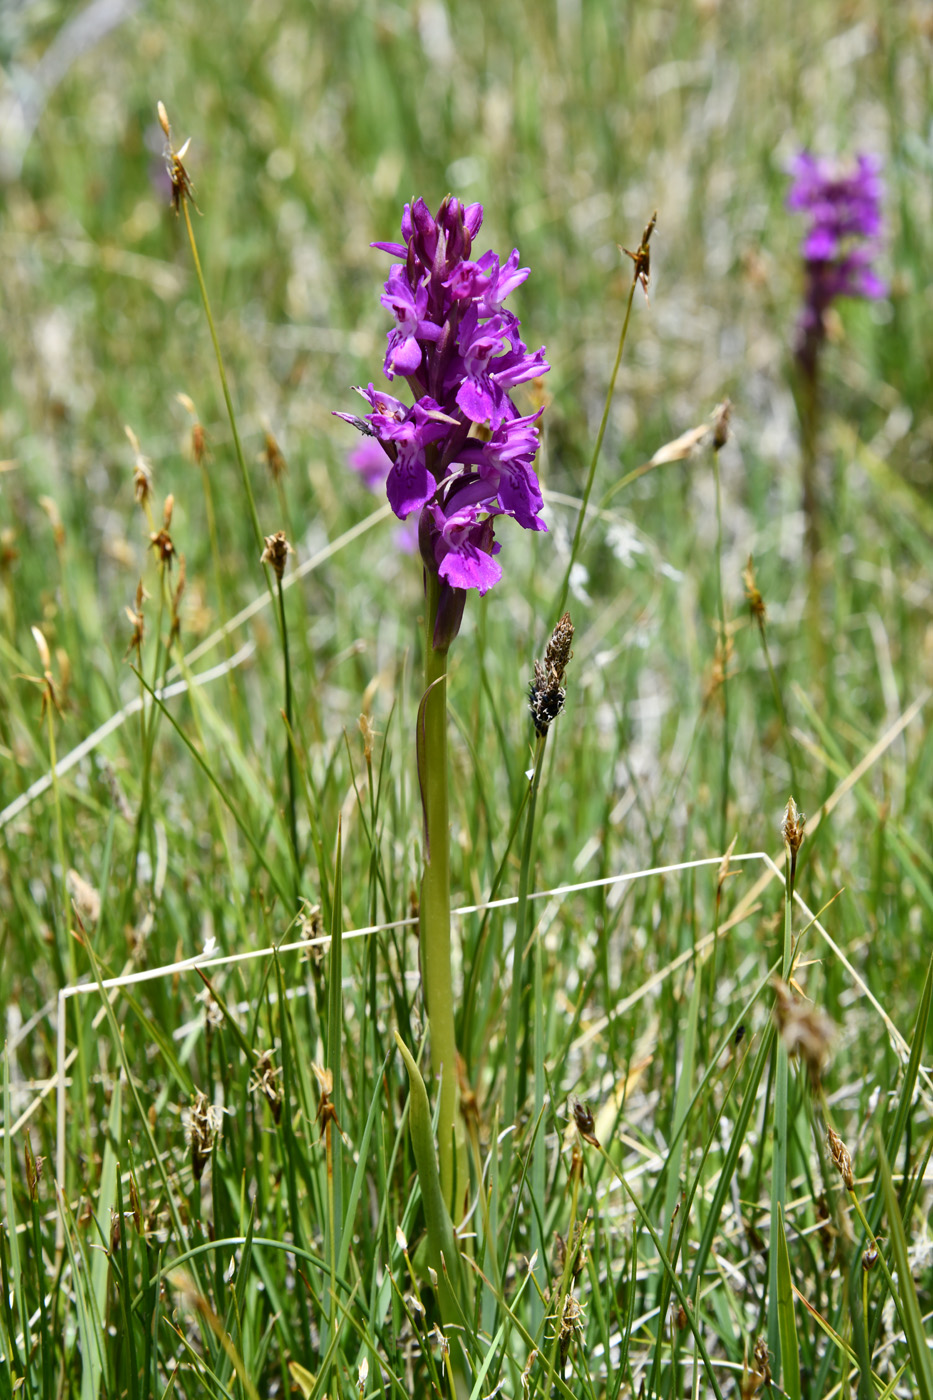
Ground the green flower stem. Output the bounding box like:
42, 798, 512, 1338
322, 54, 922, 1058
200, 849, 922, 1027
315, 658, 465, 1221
418, 570, 464, 1216
276, 571, 300, 896
712, 450, 730, 855
768, 843, 795, 1381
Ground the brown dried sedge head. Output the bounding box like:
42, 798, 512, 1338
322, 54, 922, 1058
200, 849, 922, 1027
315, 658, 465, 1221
261, 530, 293, 582
530, 612, 574, 737
150, 528, 175, 568
263, 430, 288, 482
21, 625, 63, 719
126, 425, 152, 508
781, 795, 806, 888
249, 1049, 283, 1124
622, 211, 657, 299
184, 1089, 221, 1182
24, 1130, 43, 1202
312, 1063, 348, 1144
712, 397, 732, 451
570, 1095, 600, 1148
771, 977, 834, 1086
157, 101, 196, 216
827, 1125, 855, 1191
176, 393, 209, 466
740, 1338, 771, 1398
743, 555, 766, 623
781, 796, 806, 855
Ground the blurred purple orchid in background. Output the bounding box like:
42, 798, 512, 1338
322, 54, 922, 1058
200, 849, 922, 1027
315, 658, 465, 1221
787, 151, 886, 380
337, 195, 549, 643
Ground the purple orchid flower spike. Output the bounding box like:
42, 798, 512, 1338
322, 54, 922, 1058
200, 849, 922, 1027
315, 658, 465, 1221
336, 194, 550, 647
787, 150, 886, 381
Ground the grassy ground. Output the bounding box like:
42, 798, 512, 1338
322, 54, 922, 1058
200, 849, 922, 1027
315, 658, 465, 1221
2, 0, 933, 1396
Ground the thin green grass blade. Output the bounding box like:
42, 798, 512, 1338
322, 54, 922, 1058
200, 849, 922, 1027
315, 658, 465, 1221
56, 1189, 106, 1400
88, 1076, 121, 1400
113, 1168, 141, 1400
876, 1133, 933, 1400
768, 849, 795, 1382
325, 821, 344, 1333
596, 1143, 725, 1400
776, 1206, 801, 1400
2, 1049, 29, 1381
335, 1050, 391, 1281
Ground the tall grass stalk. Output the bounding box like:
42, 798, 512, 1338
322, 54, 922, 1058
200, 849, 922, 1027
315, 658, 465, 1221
503, 730, 546, 1146
554, 214, 655, 618
711, 450, 730, 854
275, 562, 301, 894
162, 103, 302, 902
768, 803, 800, 1382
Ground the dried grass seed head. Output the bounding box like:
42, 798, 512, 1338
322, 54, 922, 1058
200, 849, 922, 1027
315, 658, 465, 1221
781, 796, 806, 855
157, 101, 195, 215
622, 210, 657, 298
263, 430, 288, 482
184, 1088, 222, 1181
530, 611, 574, 736
261, 530, 293, 581
712, 396, 732, 450
249, 1049, 283, 1122
38, 495, 65, 546
67, 869, 101, 926
126, 425, 153, 507
827, 1125, 855, 1191
149, 527, 175, 567
176, 393, 209, 465
771, 977, 834, 1084
743, 555, 766, 621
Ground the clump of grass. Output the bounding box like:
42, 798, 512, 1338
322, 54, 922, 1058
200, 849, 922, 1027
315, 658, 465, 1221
2, 3, 933, 1397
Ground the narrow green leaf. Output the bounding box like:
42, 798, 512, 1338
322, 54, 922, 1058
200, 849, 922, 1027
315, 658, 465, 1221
393, 1033, 463, 1326
876, 1133, 933, 1400
775, 1206, 801, 1400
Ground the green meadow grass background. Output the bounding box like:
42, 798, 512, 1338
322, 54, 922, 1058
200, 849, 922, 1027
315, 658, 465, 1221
1, 1, 933, 1396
